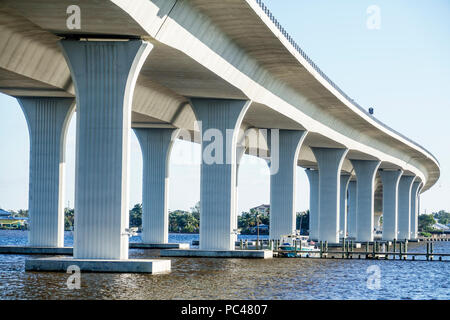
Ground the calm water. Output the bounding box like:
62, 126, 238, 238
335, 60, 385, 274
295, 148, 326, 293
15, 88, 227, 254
0, 230, 449, 300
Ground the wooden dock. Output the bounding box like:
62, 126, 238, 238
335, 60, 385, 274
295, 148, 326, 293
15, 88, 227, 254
235, 238, 449, 261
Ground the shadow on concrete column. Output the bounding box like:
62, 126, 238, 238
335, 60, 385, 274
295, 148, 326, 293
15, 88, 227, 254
347, 180, 357, 239
350, 160, 381, 242
397, 175, 416, 240
339, 174, 351, 239
410, 180, 422, 240
18, 97, 75, 247
60, 39, 152, 259
312, 147, 348, 244
380, 169, 403, 241
305, 169, 319, 241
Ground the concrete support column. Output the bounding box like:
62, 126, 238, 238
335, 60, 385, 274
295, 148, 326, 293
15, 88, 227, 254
190, 98, 250, 251
305, 169, 319, 241
380, 170, 403, 241
347, 180, 357, 238
60, 40, 152, 259
397, 175, 416, 240
269, 130, 307, 240
18, 97, 74, 247
347, 181, 358, 239
410, 181, 422, 240
350, 160, 381, 242
311, 148, 348, 244
339, 174, 351, 238
134, 128, 177, 244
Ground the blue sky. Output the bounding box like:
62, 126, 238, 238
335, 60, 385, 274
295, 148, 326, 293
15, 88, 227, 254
0, 0, 449, 214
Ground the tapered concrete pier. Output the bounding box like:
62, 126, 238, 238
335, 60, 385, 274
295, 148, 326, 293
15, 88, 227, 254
190, 98, 250, 251
410, 180, 422, 240
305, 169, 319, 241
380, 170, 403, 241
347, 180, 357, 239
18, 97, 74, 247
134, 128, 177, 244
351, 160, 381, 242
312, 148, 348, 244
25, 39, 170, 273
398, 175, 416, 240
269, 130, 307, 240
339, 174, 351, 238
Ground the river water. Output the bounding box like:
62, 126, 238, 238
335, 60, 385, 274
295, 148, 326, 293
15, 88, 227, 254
0, 230, 448, 300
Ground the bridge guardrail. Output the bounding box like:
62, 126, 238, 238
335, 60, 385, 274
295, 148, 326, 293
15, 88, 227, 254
253, 0, 439, 167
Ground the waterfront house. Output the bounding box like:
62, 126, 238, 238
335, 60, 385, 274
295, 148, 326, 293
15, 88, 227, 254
0, 209, 28, 229
250, 204, 270, 216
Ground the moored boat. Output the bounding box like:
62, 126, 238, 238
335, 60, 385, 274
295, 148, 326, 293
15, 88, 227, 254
277, 234, 320, 258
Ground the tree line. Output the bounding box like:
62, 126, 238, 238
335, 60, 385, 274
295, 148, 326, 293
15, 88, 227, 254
66, 202, 309, 234
418, 210, 450, 236
4, 206, 448, 237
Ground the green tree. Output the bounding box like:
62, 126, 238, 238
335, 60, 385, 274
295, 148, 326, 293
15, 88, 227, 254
169, 210, 199, 233
238, 210, 269, 235
418, 214, 436, 232
129, 203, 142, 228
296, 210, 309, 235
191, 201, 200, 221
433, 210, 450, 225
64, 208, 74, 231
11, 209, 28, 218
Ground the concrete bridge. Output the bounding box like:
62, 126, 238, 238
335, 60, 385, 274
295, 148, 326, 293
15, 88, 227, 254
0, 0, 439, 272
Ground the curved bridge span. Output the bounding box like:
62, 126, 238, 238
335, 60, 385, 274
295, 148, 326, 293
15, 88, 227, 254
0, 0, 439, 270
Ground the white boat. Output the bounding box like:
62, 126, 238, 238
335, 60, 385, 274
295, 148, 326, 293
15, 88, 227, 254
278, 233, 320, 258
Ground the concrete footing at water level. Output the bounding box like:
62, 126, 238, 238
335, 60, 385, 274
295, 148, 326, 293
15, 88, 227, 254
129, 243, 190, 249
0, 243, 190, 255
25, 257, 171, 273
0, 246, 73, 255
160, 249, 273, 259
